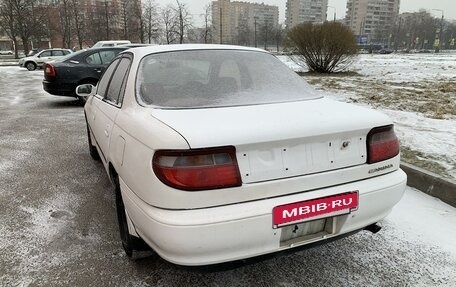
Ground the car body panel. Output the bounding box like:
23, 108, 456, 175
150, 98, 391, 184
121, 168, 406, 265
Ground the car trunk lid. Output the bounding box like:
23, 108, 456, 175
150, 98, 392, 184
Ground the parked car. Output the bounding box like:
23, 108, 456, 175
91, 40, 131, 48
77, 44, 406, 266
377, 49, 394, 54
42, 47, 130, 100
18, 48, 72, 71
0, 50, 13, 55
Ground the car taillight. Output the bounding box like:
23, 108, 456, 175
367, 125, 400, 164
44, 63, 55, 77
152, 146, 242, 191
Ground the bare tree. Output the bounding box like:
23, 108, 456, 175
161, 5, 177, 44
0, 0, 19, 57
143, 0, 159, 44
173, 0, 192, 44
58, 0, 73, 48
12, 0, 48, 54
260, 20, 274, 50
70, 0, 85, 49
275, 23, 285, 52
201, 3, 212, 44
119, 0, 129, 39
103, 0, 110, 39
235, 16, 251, 46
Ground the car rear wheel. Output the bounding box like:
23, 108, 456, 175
113, 174, 152, 260
25, 62, 36, 71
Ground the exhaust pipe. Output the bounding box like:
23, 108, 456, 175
364, 223, 382, 234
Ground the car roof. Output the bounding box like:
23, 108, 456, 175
86, 46, 129, 51
42, 48, 71, 51
122, 44, 267, 58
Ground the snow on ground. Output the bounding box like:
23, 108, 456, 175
279, 53, 456, 179
355, 53, 456, 82
385, 187, 456, 257
0, 64, 455, 286
383, 109, 456, 174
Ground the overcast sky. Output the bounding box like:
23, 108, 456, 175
156, 0, 455, 25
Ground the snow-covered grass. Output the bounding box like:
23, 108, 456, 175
280, 53, 456, 179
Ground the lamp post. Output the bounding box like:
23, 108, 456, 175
432, 9, 444, 53
327, 6, 336, 22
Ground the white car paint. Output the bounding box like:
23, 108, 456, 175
18, 48, 72, 69
83, 44, 406, 266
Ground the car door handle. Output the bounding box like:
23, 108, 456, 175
94, 68, 102, 73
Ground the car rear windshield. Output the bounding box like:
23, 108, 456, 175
136, 50, 320, 108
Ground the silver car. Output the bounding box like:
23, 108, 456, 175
18, 48, 72, 71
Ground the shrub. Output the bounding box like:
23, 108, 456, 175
286, 22, 358, 73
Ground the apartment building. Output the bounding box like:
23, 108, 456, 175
345, 0, 400, 43
285, 0, 329, 29
212, 0, 279, 45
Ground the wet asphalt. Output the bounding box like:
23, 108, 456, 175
0, 67, 455, 286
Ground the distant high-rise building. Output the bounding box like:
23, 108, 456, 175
212, 0, 279, 46
285, 0, 329, 29
345, 0, 400, 44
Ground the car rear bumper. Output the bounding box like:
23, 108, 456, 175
42, 80, 76, 97
121, 169, 406, 266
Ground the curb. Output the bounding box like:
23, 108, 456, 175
0, 63, 19, 67
401, 162, 456, 208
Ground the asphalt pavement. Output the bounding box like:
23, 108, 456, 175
1, 67, 455, 286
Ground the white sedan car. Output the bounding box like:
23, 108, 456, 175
78, 44, 406, 266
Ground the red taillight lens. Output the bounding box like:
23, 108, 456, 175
152, 146, 242, 191
367, 125, 400, 164
44, 63, 55, 77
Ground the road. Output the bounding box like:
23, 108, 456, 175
1, 67, 455, 286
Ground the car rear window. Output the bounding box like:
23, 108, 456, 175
136, 50, 320, 108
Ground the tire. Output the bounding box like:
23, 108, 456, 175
25, 62, 36, 71
86, 122, 100, 161
113, 174, 151, 260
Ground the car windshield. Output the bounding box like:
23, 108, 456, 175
136, 50, 320, 108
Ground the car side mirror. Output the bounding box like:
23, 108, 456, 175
76, 84, 95, 98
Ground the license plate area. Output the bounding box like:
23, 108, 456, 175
273, 191, 358, 228
280, 217, 336, 247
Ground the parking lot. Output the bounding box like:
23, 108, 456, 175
1, 66, 455, 286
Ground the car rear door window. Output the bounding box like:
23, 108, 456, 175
97, 59, 120, 98
99, 51, 117, 64
52, 50, 64, 56
105, 57, 131, 105
86, 52, 102, 65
